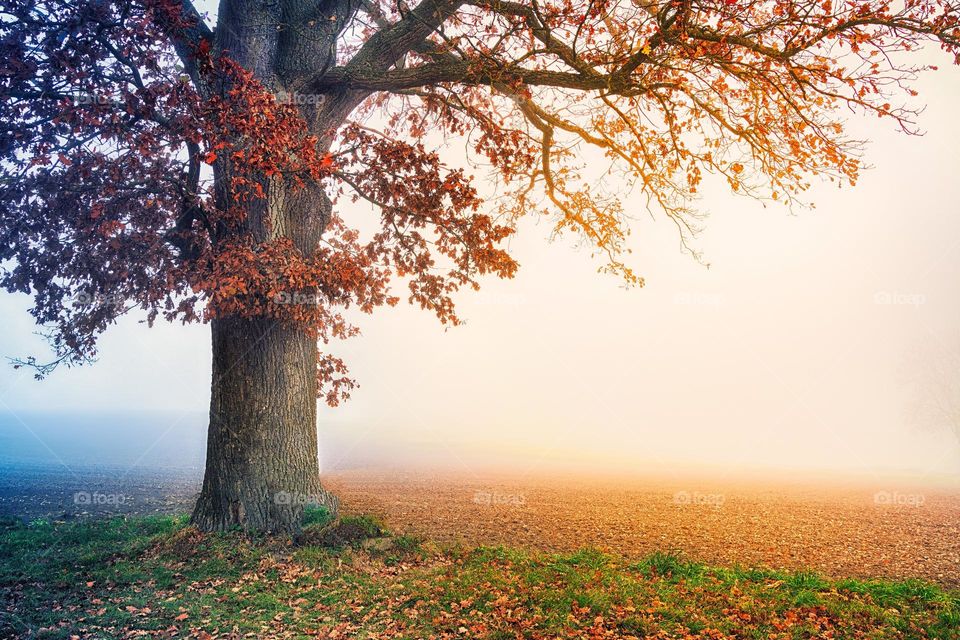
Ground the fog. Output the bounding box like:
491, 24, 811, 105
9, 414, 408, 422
1, 45, 959, 487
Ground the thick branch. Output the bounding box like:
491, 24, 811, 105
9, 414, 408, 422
334, 0, 466, 80
315, 61, 614, 91
153, 0, 214, 91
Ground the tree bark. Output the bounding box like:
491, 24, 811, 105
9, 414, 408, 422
190, 0, 363, 533
190, 180, 339, 533
191, 315, 339, 533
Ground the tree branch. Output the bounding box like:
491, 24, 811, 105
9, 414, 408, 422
330, 0, 466, 81
153, 0, 214, 91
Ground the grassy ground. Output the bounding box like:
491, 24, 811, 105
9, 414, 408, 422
0, 513, 957, 639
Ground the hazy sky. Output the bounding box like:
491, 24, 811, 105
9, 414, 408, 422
1, 35, 958, 481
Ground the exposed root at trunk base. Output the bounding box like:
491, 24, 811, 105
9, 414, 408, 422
190, 486, 340, 535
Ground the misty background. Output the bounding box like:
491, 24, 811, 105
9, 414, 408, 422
1, 46, 959, 486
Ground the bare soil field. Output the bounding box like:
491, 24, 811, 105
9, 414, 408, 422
323, 470, 960, 588
3, 462, 958, 587
0, 462, 201, 521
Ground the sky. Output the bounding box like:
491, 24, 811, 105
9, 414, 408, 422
1, 27, 959, 482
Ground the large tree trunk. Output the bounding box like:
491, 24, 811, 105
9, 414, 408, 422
190, 0, 361, 534
189, 134, 341, 535
191, 315, 339, 533
190, 181, 340, 534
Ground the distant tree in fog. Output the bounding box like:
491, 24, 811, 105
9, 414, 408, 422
909, 337, 960, 446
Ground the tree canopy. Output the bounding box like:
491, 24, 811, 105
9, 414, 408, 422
2, 0, 958, 403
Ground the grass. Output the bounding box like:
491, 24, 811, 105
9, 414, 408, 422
0, 515, 957, 639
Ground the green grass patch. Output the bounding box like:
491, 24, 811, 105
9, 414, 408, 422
0, 516, 957, 639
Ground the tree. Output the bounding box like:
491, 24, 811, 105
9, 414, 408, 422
908, 336, 960, 447
2, 0, 957, 532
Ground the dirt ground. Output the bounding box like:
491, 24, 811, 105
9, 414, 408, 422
2, 463, 957, 587
323, 469, 960, 588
